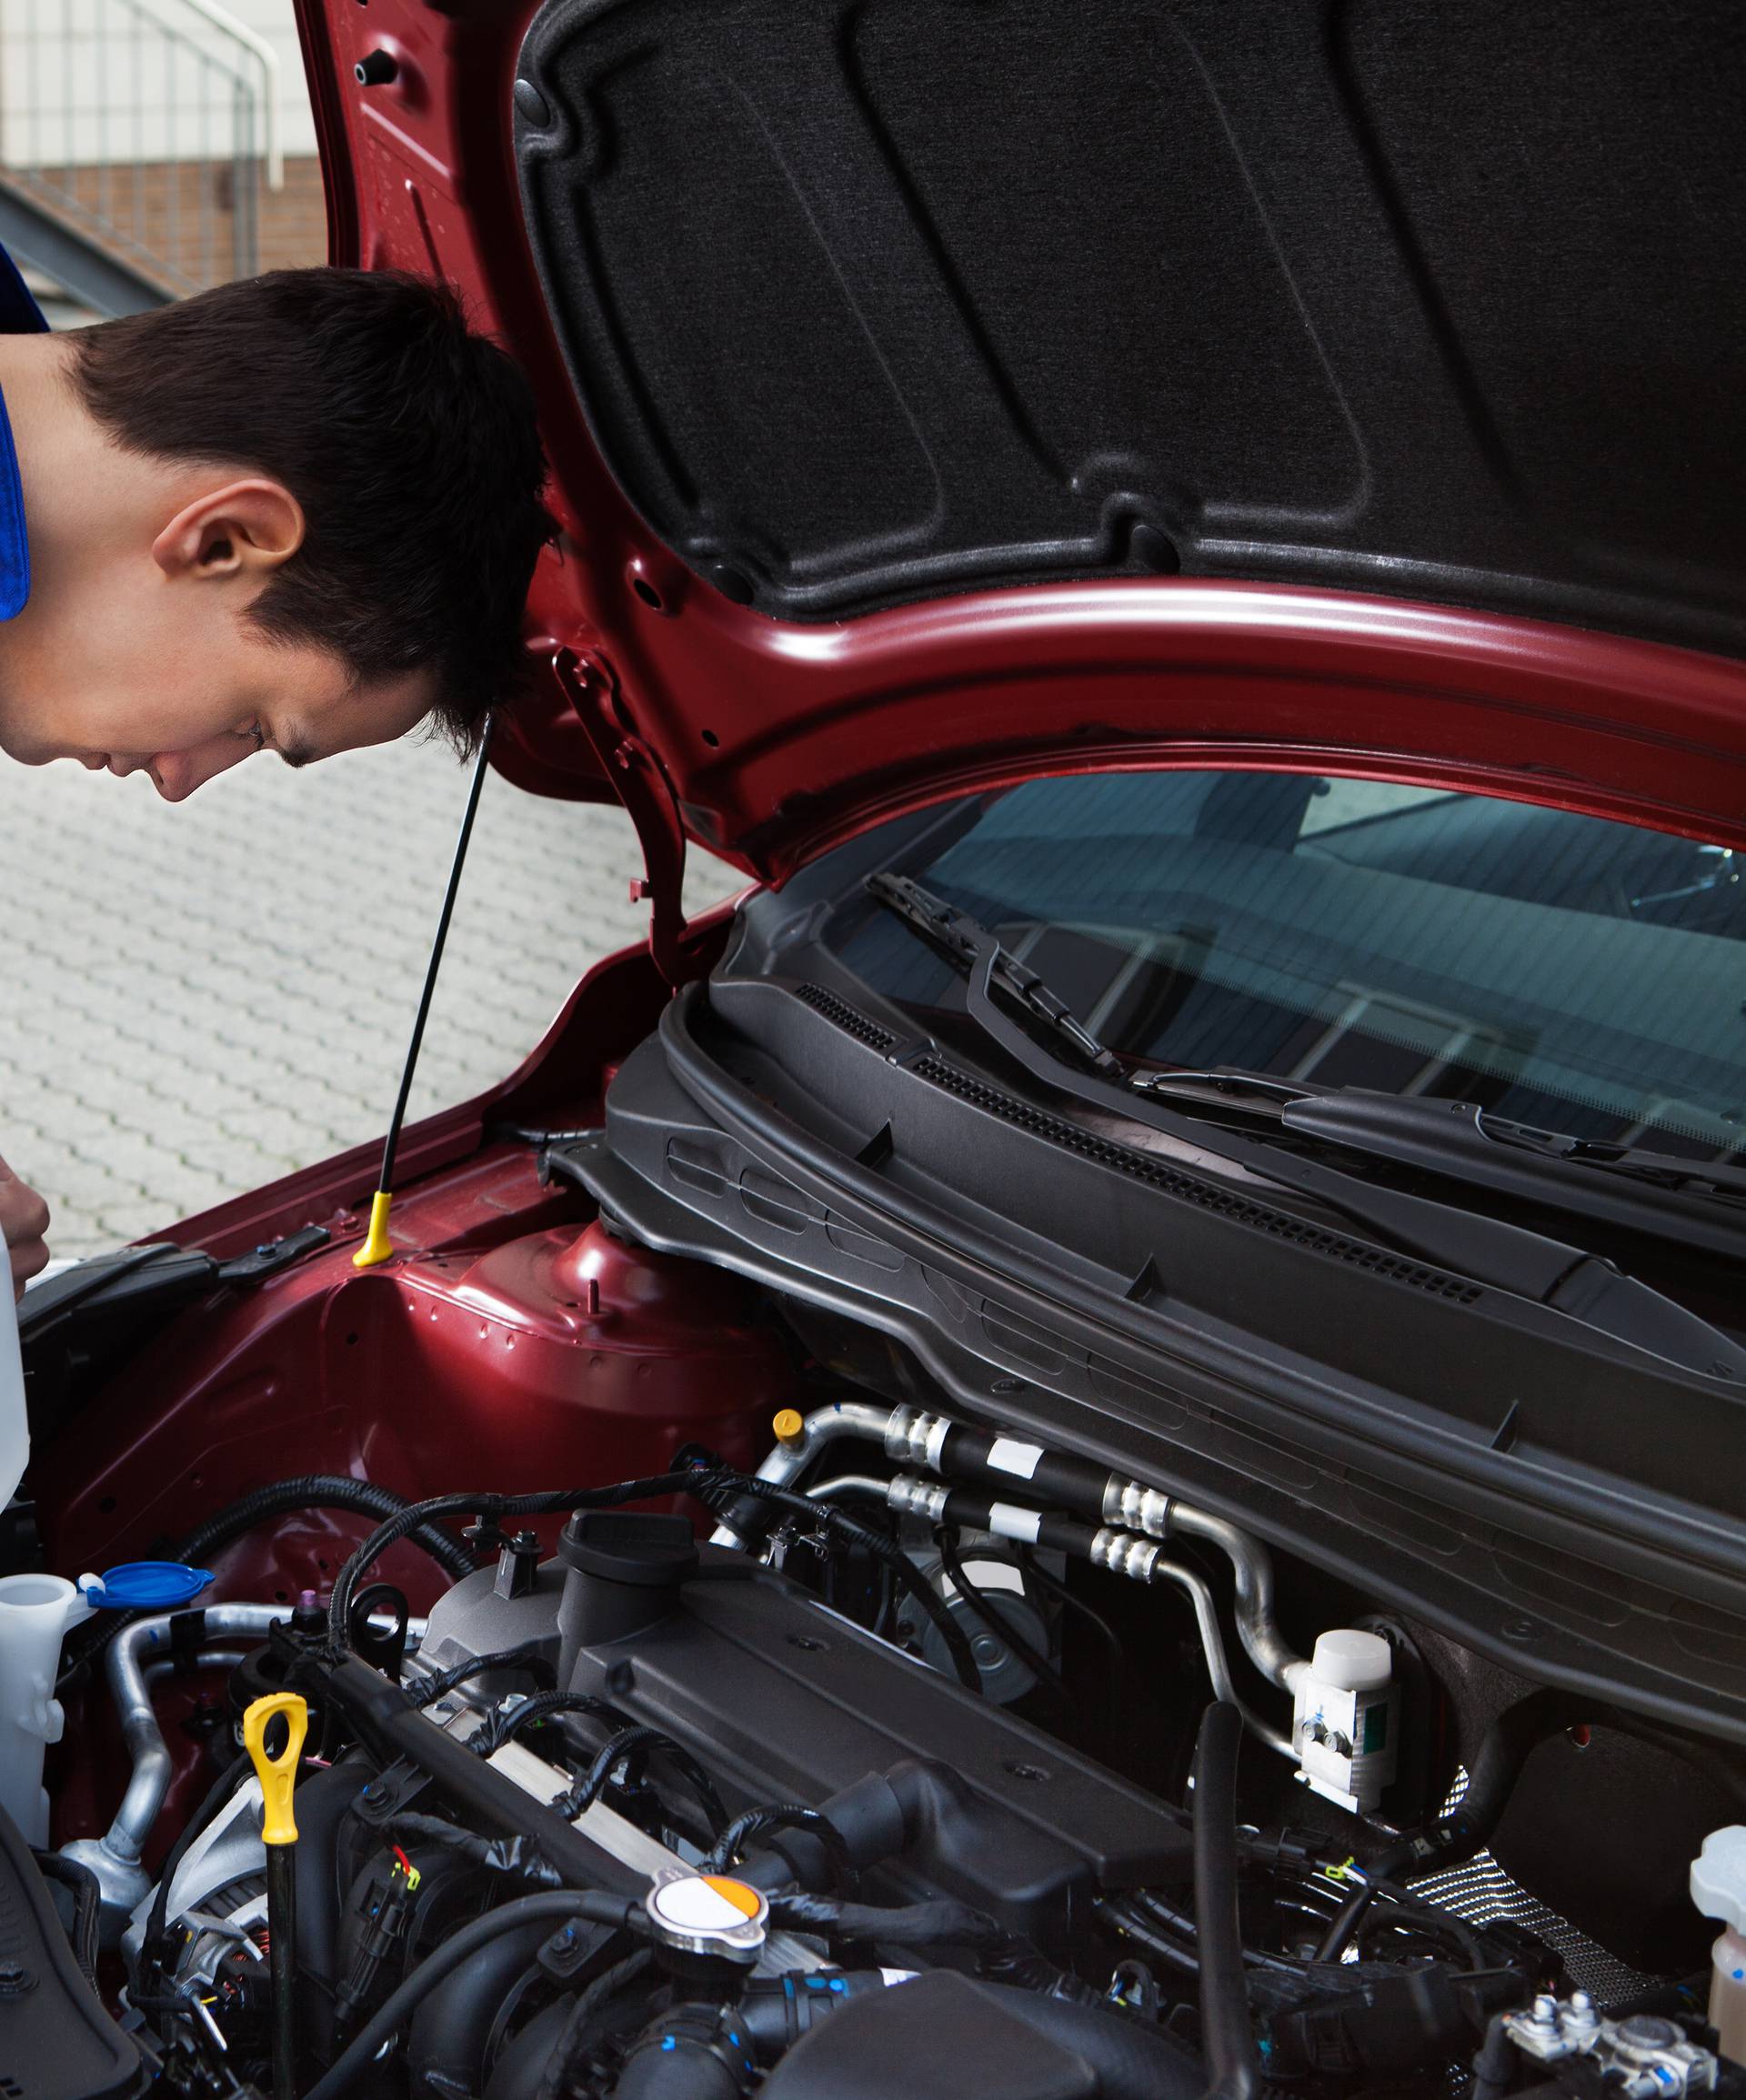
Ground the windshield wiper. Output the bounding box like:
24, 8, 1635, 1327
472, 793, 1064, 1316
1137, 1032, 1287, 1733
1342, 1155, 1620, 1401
862, 874, 1746, 1377
1276, 1091, 1746, 1265
1129, 1073, 1746, 1261
865, 873, 1125, 1076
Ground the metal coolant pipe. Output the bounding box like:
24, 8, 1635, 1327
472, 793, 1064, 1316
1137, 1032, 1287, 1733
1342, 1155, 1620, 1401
61, 1603, 287, 1928
708, 1399, 902, 1545
721, 1400, 1310, 1694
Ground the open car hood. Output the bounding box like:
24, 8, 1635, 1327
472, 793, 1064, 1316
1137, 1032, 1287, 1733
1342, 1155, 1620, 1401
299, 0, 1746, 886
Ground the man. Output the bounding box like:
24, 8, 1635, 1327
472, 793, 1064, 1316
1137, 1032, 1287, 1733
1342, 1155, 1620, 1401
0, 258, 552, 1290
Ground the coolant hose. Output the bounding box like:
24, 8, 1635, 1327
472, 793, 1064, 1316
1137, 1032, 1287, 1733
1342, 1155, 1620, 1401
302, 1891, 644, 2100
1191, 1702, 1260, 2100
978, 1986, 1205, 2100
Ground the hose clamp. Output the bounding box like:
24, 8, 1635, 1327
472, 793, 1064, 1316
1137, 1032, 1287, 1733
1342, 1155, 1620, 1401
1090, 1529, 1161, 1584
886, 1474, 951, 1523
885, 1408, 949, 1472
1102, 1476, 1171, 1539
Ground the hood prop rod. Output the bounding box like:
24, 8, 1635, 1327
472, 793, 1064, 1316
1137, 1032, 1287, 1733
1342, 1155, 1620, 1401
354, 718, 495, 1268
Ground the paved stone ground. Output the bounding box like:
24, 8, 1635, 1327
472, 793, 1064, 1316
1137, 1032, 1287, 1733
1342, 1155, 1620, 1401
0, 740, 735, 1256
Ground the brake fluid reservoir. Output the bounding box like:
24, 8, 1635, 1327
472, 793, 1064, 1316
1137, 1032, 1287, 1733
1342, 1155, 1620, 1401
1292, 1628, 1398, 1814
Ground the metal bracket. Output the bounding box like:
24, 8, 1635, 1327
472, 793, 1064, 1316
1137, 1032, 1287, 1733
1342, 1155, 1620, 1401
552, 648, 712, 990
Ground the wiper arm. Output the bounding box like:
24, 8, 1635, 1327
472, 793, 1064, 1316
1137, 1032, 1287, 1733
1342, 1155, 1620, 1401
865, 872, 1124, 1076
862, 875, 1746, 1379
1279, 1091, 1746, 1267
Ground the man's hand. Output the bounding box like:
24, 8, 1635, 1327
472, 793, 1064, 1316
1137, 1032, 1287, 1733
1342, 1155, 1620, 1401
0, 1157, 50, 1301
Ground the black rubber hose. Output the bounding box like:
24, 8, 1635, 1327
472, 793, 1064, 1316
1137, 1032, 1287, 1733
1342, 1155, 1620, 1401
537, 1948, 656, 2100
1191, 1702, 1260, 2100
1359, 1687, 1746, 1900
978, 1984, 1206, 2100
326, 1467, 982, 1692
301, 1892, 643, 2100
703, 1804, 855, 1889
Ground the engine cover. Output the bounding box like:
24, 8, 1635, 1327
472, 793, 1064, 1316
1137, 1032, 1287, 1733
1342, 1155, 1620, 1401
418, 1542, 1192, 1949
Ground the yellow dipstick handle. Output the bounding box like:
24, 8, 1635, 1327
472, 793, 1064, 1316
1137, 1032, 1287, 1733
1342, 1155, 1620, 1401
353, 1189, 396, 1270
244, 1692, 309, 1846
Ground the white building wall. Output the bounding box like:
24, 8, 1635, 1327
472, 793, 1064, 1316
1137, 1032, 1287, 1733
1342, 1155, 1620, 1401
0, 0, 315, 174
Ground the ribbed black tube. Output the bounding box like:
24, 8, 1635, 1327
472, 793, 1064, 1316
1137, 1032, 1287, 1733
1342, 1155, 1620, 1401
1191, 1702, 1259, 2100
177, 1474, 476, 1582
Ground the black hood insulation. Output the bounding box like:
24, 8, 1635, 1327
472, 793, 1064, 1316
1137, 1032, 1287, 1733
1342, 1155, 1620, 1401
515, 0, 1746, 653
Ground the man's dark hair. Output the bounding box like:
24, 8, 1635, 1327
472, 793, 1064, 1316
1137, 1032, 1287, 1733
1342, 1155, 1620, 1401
71, 267, 551, 750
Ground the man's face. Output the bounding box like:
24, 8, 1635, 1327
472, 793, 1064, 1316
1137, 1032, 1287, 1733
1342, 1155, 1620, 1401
1, 633, 435, 799
0, 463, 438, 798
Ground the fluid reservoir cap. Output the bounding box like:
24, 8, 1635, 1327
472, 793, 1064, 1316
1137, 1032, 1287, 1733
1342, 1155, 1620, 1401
1310, 1628, 1392, 1693
80, 1561, 213, 1610
1691, 1825, 1746, 1930
644, 1871, 768, 1962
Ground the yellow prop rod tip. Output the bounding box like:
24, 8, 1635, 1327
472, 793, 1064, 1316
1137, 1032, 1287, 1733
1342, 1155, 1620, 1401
353, 1189, 396, 1269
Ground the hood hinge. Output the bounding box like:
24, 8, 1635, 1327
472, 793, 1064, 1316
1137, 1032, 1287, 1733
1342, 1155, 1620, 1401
552, 647, 711, 990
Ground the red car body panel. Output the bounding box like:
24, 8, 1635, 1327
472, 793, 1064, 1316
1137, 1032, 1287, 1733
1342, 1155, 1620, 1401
294, 0, 1746, 897
29, 0, 1746, 1847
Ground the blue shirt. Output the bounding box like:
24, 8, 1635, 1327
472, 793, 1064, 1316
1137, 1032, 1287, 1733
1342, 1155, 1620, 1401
0, 246, 48, 621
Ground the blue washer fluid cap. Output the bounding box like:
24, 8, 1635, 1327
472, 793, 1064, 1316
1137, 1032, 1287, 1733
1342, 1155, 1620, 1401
82, 1562, 214, 1610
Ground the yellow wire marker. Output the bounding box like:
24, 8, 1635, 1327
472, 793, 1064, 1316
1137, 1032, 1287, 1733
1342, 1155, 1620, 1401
353, 718, 496, 1271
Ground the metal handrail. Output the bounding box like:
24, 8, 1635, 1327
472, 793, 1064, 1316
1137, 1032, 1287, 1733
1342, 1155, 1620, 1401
0, 0, 276, 298
133, 0, 280, 189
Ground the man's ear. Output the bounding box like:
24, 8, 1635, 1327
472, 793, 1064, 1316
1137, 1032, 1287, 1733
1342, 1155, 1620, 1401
151, 477, 305, 583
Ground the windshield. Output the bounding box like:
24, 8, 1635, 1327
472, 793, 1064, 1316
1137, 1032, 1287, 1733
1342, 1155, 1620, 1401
794, 771, 1746, 1160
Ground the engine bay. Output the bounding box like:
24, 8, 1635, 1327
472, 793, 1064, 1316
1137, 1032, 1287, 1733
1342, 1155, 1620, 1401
11, 1186, 1745, 2100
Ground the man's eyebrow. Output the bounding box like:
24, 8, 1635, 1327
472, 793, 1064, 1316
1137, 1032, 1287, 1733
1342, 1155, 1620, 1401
276, 734, 319, 769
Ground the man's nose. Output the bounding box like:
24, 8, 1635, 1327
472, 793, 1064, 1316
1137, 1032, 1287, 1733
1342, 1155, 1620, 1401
147, 736, 252, 802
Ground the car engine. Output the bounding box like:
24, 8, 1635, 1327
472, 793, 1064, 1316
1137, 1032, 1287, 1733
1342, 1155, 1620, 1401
23, 1299, 1746, 2100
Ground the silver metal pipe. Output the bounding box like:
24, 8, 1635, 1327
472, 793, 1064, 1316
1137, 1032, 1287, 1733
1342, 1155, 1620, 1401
805, 1474, 894, 1501
724, 1398, 1308, 1717
1143, 1558, 1293, 1760
1163, 1504, 1308, 1693
105, 1604, 286, 1867
60, 1603, 285, 1934
708, 1400, 900, 1544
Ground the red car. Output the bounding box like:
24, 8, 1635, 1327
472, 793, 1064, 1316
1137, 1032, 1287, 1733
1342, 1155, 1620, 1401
11, 2, 1746, 2095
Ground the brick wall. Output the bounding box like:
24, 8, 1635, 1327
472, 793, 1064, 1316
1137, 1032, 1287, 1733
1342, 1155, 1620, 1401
21, 153, 327, 296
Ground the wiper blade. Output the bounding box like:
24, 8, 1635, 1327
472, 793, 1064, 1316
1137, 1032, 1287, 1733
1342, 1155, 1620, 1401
865, 872, 1124, 1076
862, 875, 1746, 1378
1279, 1091, 1746, 1265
